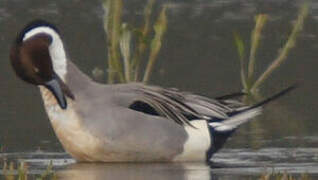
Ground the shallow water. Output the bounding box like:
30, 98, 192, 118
0, 0, 318, 179
1, 147, 318, 179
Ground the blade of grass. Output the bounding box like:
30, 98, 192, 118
142, 0, 155, 37
132, 0, 155, 81
143, 5, 167, 83
111, 0, 125, 83
103, 0, 125, 83
103, 0, 115, 83
250, 2, 308, 92
102, 0, 111, 35
17, 162, 27, 180
120, 23, 132, 82
247, 14, 268, 87
233, 31, 248, 90
3, 161, 7, 177
39, 160, 54, 179
6, 162, 14, 180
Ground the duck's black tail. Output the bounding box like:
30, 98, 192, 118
206, 84, 298, 161
209, 84, 298, 132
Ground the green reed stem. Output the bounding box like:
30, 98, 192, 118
120, 24, 132, 82
111, 0, 125, 83
104, 0, 125, 83
143, 5, 167, 83
247, 14, 268, 88
132, 0, 155, 81
250, 3, 308, 93
103, 0, 115, 83
233, 31, 248, 90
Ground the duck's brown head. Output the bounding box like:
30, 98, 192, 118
10, 20, 74, 109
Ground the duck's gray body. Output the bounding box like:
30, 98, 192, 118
10, 20, 295, 162
40, 61, 214, 161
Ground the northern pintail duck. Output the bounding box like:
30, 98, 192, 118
10, 20, 295, 162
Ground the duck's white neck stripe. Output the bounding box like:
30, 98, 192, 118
23, 27, 67, 81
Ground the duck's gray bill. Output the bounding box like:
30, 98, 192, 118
44, 78, 67, 109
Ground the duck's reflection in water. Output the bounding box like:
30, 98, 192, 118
57, 162, 212, 180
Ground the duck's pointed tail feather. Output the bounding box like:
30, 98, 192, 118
215, 92, 246, 100
209, 84, 298, 132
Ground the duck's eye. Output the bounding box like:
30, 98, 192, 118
47, 35, 53, 44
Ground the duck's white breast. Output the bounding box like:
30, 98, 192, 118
39, 86, 105, 161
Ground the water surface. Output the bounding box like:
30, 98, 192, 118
1, 147, 318, 179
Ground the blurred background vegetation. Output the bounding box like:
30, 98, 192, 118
101, 0, 167, 84
234, 3, 308, 99
101, 0, 309, 102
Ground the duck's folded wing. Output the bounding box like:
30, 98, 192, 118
119, 84, 246, 127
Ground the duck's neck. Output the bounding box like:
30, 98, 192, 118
64, 60, 93, 93
48, 31, 67, 81
39, 60, 93, 108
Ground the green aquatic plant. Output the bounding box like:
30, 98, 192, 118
131, 0, 155, 82
247, 14, 268, 90
259, 171, 311, 180
37, 161, 56, 180
102, 0, 168, 83
103, 0, 124, 83
142, 5, 167, 83
234, 2, 308, 97
2, 161, 56, 180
